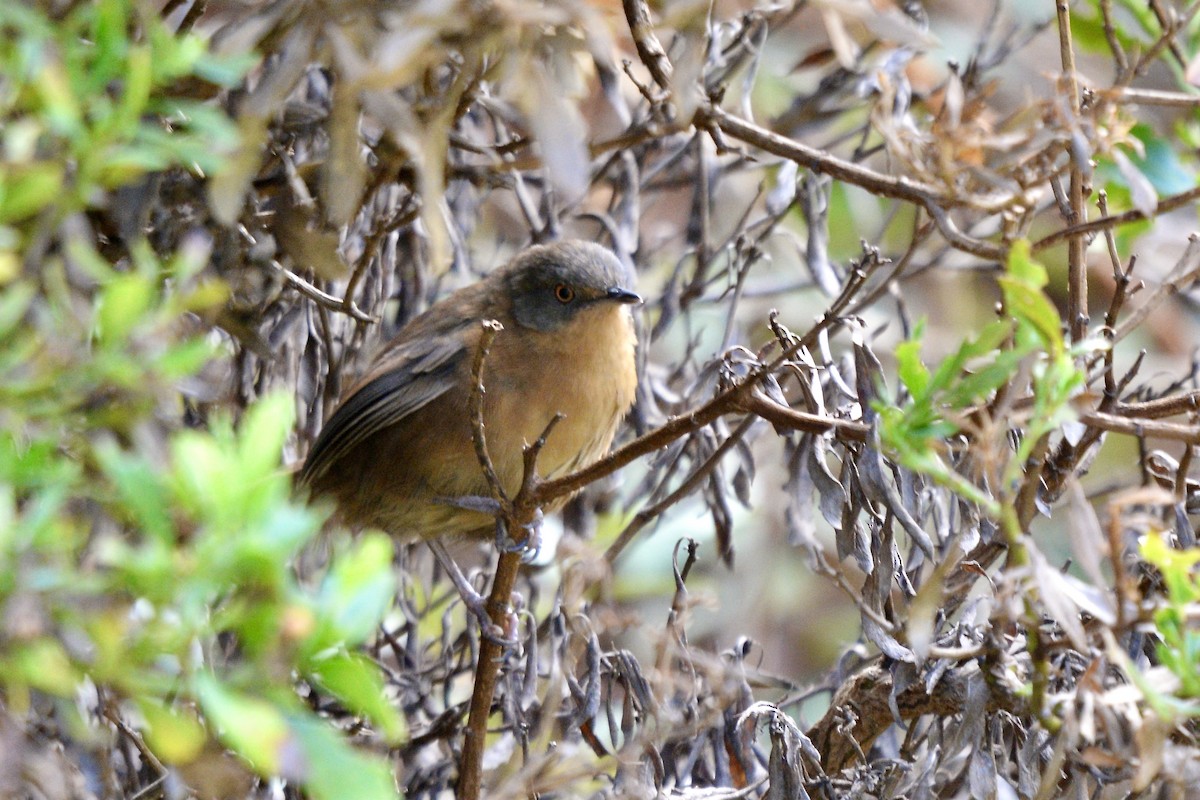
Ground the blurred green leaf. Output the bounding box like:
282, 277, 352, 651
310, 534, 397, 651
96, 441, 173, 544
287, 712, 401, 800
195, 675, 293, 775
156, 336, 219, 379
0, 281, 35, 338
307, 650, 407, 743
1129, 123, 1195, 196
191, 49, 260, 87
239, 392, 295, 487
98, 273, 154, 343
0, 162, 66, 224
170, 429, 226, 518
10, 639, 79, 697
139, 700, 207, 764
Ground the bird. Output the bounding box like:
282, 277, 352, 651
298, 240, 641, 546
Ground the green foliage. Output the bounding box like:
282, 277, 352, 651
0, 4, 402, 799
877, 241, 1091, 516
1124, 124, 1196, 196
0, 0, 247, 232
1072, 0, 1159, 56
1139, 534, 1200, 713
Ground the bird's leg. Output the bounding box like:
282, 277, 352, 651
434, 495, 503, 515
426, 538, 516, 645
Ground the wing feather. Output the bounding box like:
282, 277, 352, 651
299, 330, 467, 486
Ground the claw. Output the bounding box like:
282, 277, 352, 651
434, 494, 544, 560
494, 508, 543, 563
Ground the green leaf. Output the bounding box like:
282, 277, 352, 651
34, 62, 82, 137
1005, 239, 1048, 288
0, 162, 66, 224
97, 273, 154, 343
90, 0, 130, 89
928, 319, 1014, 399
894, 321, 930, 399
310, 534, 397, 651
156, 336, 218, 380
96, 442, 173, 544
111, 44, 153, 135
170, 430, 227, 517
306, 650, 407, 743
11, 639, 79, 696
944, 348, 1024, 408
287, 712, 401, 800
194, 674, 293, 775
1129, 123, 1195, 196
238, 393, 294, 483
1003, 271, 1060, 352
192, 50, 260, 87
138, 700, 207, 764
0, 281, 36, 339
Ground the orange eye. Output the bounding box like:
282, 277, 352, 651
554, 283, 575, 303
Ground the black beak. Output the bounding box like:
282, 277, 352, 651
606, 287, 643, 305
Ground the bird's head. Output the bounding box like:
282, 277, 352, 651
503, 241, 641, 333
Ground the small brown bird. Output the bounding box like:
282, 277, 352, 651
299, 240, 640, 542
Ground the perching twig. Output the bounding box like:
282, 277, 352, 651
467, 320, 508, 511
458, 321, 564, 800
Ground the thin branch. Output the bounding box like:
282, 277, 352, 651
701, 104, 1016, 214
1119, 391, 1200, 419
1032, 185, 1200, 251
459, 319, 526, 800
1079, 409, 1200, 444
1056, 0, 1089, 343
274, 261, 376, 323
738, 388, 869, 441
1098, 0, 1128, 75
622, 0, 673, 91
1112, 233, 1200, 345
468, 320, 509, 509
605, 415, 758, 563
458, 323, 568, 799
699, 106, 1014, 266
534, 352, 868, 507
1113, 86, 1200, 107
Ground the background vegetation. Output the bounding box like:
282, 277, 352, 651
5, 0, 1200, 798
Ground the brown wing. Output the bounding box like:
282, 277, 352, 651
298, 322, 469, 488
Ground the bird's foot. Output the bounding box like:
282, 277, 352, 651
495, 508, 543, 564
434, 494, 544, 563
